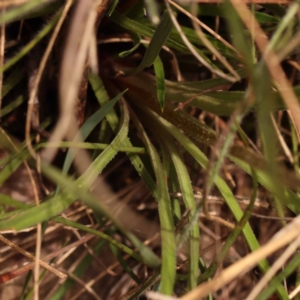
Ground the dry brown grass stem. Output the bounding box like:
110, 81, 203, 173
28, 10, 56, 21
270, 113, 294, 164
0, 11, 4, 116
25, 0, 73, 161
246, 233, 300, 300
190, 3, 240, 79
164, 0, 238, 82
230, 0, 300, 142
0, 234, 67, 280
168, 0, 237, 53
169, 0, 240, 81
0, 128, 43, 299
18, 1, 72, 297
290, 283, 300, 299
178, 215, 300, 299
147, 215, 300, 299
42, 0, 98, 163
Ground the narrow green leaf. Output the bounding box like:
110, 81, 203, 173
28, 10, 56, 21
2, 69, 23, 98
135, 10, 173, 74
131, 110, 176, 295
1, 95, 24, 117
153, 56, 166, 111
161, 133, 199, 290
0, 0, 61, 24
119, 32, 141, 58
0, 11, 60, 74
0, 100, 129, 230
62, 89, 126, 175
38, 141, 145, 154
142, 107, 270, 274
89, 73, 158, 198
111, 11, 223, 69
256, 252, 300, 300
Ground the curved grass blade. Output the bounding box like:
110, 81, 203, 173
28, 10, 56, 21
0, 99, 129, 230
119, 32, 141, 58
89, 73, 158, 197
122, 82, 300, 203
78, 98, 130, 187
110, 11, 222, 68
61, 89, 127, 175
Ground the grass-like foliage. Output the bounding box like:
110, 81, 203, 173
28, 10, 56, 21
1, 0, 300, 299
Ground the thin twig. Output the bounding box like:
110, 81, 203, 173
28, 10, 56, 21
0, 234, 67, 281
164, 0, 238, 82
25, 0, 73, 160
246, 233, 300, 300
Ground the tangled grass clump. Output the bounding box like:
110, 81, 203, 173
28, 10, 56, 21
1, 1, 300, 299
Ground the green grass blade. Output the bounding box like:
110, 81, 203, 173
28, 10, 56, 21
0, 11, 60, 74
153, 56, 166, 111
0, 100, 129, 230
62, 89, 126, 175
119, 32, 141, 58
161, 132, 199, 290
131, 110, 176, 295
38, 141, 145, 154
110, 11, 222, 67
1, 95, 24, 117
0, 0, 46, 24
256, 252, 300, 300
89, 74, 158, 197
2, 68, 23, 98
143, 107, 270, 271
135, 10, 173, 74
